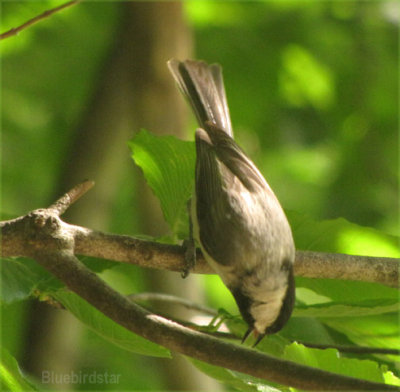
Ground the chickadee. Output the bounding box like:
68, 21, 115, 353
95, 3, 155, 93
168, 59, 295, 345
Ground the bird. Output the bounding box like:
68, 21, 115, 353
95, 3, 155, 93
167, 59, 295, 346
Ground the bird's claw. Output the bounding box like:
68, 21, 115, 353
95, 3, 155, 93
182, 238, 196, 278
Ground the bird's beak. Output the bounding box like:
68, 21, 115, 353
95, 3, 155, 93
242, 328, 265, 347
253, 332, 265, 347
241, 327, 253, 344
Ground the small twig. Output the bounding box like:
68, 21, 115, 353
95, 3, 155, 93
128, 293, 237, 338
49, 180, 94, 216
154, 316, 238, 340
301, 342, 400, 356
128, 292, 217, 316
0, 0, 80, 41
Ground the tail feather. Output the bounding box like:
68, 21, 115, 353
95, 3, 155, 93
167, 59, 233, 137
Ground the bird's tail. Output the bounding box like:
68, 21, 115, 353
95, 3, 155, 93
167, 59, 233, 137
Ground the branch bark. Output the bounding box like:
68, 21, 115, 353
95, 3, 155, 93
1, 182, 399, 391
2, 198, 398, 288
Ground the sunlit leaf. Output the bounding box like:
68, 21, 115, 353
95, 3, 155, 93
288, 210, 400, 257
284, 342, 385, 383
0, 347, 37, 391
295, 278, 398, 304
383, 370, 400, 386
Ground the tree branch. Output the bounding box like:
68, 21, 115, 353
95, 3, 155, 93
1, 183, 399, 390
0, 0, 80, 41
294, 250, 399, 288
38, 248, 397, 391
2, 209, 398, 288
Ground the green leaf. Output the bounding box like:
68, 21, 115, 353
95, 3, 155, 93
129, 130, 195, 239
0, 258, 61, 304
1, 259, 38, 304
1, 256, 120, 304
280, 317, 334, 346
284, 342, 386, 383
384, 370, 400, 386
323, 313, 400, 360
54, 290, 170, 358
293, 279, 399, 356
1, 347, 37, 391
287, 212, 400, 349
189, 358, 287, 392
296, 278, 399, 304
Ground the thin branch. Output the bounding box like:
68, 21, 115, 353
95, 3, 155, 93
48, 180, 94, 215
300, 342, 400, 356
128, 292, 217, 316
0, 0, 80, 41
125, 306, 228, 337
